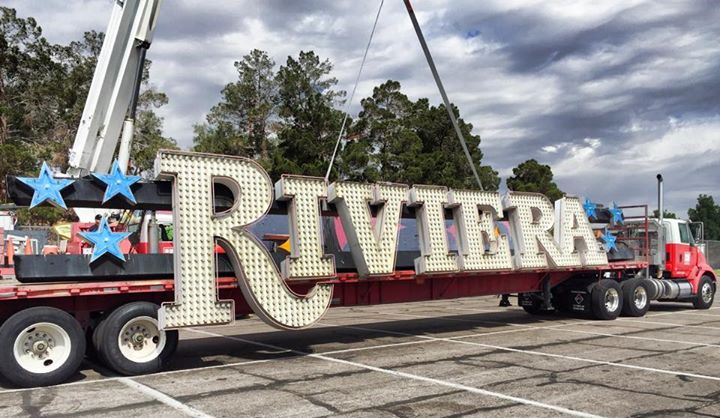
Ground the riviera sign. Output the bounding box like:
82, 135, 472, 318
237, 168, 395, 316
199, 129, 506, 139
155, 150, 608, 330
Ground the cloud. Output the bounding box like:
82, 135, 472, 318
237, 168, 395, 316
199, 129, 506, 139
5, 0, 720, 216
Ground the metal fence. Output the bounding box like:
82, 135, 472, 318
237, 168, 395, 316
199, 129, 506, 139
703, 240, 720, 270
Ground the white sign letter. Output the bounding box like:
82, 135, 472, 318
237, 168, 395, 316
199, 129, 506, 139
275, 175, 335, 279
504, 192, 608, 268
328, 182, 407, 277
408, 185, 456, 274
157, 151, 332, 330
555, 197, 608, 266
447, 190, 513, 271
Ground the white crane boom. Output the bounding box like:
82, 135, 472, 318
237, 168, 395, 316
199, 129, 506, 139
67, 0, 163, 176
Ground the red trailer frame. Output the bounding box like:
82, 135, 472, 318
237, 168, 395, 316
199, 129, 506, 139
0, 260, 647, 328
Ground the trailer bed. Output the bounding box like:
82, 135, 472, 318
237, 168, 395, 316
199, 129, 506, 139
0, 260, 647, 324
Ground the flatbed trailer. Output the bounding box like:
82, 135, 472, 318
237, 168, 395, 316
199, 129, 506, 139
0, 260, 648, 323
0, 257, 650, 388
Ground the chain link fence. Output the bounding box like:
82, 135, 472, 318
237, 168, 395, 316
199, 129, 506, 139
703, 240, 720, 269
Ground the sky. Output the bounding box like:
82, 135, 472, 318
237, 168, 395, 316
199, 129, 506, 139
6, 0, 720, 217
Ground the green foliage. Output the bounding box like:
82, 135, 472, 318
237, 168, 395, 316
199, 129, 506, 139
342, 80, 499, 190
193, 49, 276, 163
272, 51, 345, 178
197, 50, 499, 188
131, 86, 177, 173
0, 7, 171, 222
652, 209, 677, 219
688, 194, 720, 240
506, 159, 564, 201
15, 207, 76, 226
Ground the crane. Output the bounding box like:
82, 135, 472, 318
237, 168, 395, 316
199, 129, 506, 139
67, 0, 163, 176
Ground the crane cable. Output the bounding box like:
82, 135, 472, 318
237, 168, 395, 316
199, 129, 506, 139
403, 0, 484, 191
324, 0, 385, 183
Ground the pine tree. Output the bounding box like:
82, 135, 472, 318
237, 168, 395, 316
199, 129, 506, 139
506, 159, 564, 202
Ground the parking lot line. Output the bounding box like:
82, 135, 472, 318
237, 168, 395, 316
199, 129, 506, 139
119, 377, 214, 418
556, 328, 720, 348
321, 321, 720, 383
618, 318, 720, 331
645, 307, 720, 317
659, 311, 720, 318
187, 328, 603, 418
0, 358, 272, 395
380, 311, 720, 348
0, 304, 714, 397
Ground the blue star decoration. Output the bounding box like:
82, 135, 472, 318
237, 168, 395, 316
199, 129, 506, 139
583, 198, 597, 219
609, 202, 624, 225
602, 228, 617, 253
17, 162, 74, 209
93, 160, 141, 204
79, 217, 131, 263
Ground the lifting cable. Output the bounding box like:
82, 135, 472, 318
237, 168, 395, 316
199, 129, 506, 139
324, 0, 385, 183
402, 0, 484, 191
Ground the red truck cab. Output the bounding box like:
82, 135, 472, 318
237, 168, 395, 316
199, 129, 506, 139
662, 218, 715, 291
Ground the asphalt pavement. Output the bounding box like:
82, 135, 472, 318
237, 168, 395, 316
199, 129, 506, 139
1, 295, 718, 417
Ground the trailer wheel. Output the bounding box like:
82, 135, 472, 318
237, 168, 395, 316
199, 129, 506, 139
91, 316, 109, 359
591, 279, 623, 320
0, 307, 86, 387
97, 302, 178, 376
693, 275, 715, 310
621, 279, 650, 317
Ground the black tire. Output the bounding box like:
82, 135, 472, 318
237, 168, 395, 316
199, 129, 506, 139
621, 279, 651, 317
693, 275, 715, 309
90, 316, 109, 360
591, 279, 623, 320
97, 302, 178, 376
0, 307, 86, 387
519, 293, 555, 315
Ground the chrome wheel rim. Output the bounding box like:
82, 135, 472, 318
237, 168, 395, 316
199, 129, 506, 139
605, 288, 620, 312
118, 316, 166, 363
13, 322, 71, 374
633, 286, 648, 309
701, 282, 713, 304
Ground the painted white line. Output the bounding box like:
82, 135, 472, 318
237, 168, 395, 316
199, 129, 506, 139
320, 322, 720, 383
645, 306, 720, 318
0, 324, 546, 395
0, 358, 272, 395
380, 310, 720, 348
555, 328, 720, 348
434, 306, 513, 314
0, 303, 713, 396
445, 338, 720, 382
321, 338, 443, 354
618, 318, 720, 331
188, 328, 603, 418
659, 311, 720, 319
119, 377, 214, 418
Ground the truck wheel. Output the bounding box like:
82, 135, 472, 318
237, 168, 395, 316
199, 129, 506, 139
97, 302, 178, 376
621, 279, 650, 317
591, 279, 623, 320
693, 275, 715, 310
91, 316, 108, 359
0, 307, 86, 387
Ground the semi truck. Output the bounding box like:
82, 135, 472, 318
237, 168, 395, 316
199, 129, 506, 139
0, 0, 714, 389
